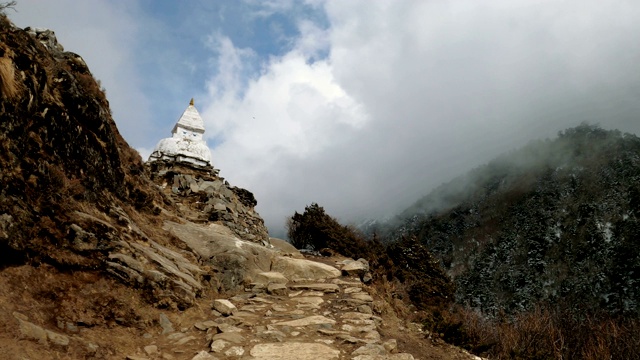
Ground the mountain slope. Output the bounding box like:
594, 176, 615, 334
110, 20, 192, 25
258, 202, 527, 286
384, 124, 640, 316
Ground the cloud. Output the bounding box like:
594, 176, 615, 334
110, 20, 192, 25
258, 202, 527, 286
199, 0, 640, 237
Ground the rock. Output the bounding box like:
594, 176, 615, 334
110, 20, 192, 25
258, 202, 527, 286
126, 356, 149, 360
383, 339, 398, 353
215, 323, 243, 333
267, 283, 288, 296
273, 315, 336, 327
144, 345, 159, 355
352, 343, 387, 356
269, 238, 304, 258
15, 317, 48, 344
224, 346, 245, 357
249, 342, 340, 360
257, 329, 286, 342
194, 320, 217, 330
213, 299, 237, 316
292, 296, 324, 309
254, 271, 289, 285
341, 259, 369, 277
165, 220, 275, 290
191, 351, 218, 360
289, 283, 340, 293
271, 257, 341, 281
390, 354, 415, 360
362, 272, 373, 284
211, 332, 245, 344
45, 329, 70, 346
350, 293, 374, 302
159, 313, 174, 334
174, 335, 197, 345
210, 339, 230, 352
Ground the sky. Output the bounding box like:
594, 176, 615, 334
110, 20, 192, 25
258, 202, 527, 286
9, 0, 640, 237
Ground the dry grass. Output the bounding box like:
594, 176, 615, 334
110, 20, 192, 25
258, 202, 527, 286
443, 305, 640, 360
0, 55, 18, 100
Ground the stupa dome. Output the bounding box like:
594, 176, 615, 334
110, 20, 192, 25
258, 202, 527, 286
148, 99, 212, 167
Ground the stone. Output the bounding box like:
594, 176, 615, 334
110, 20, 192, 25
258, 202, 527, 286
191, 351, 218, 360
213, 299, 237, 316
350, 293, 374, 302
224, 346, 245, 357
45, 329, 70, 346
211, 332, 245, 344
390, 354, 415, 360
144, 345, 159, 355
215, 323, 243, 333
194, 320, 217, 331
292, 296, 324, 306
362, 272, 373, 284
352, 343, 387, 356
289, 283, 340, 293
15, 317, 48, 344
249, 342, 340, 360
341, 259, 369, 277
271, 257, 341, 281
257, 329, 286, 342
210, 339, 230, 352
273, 315, 336, 327
383, 339, 398, 353
159, 313, 175, 334
255, 271, 289, 284
269, 238, 304, 258
175, 335, 197, 345
267, 283, 288, 296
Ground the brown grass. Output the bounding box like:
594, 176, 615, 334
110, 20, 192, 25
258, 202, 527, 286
0, 55, 18, 100
439, 305, 640, 360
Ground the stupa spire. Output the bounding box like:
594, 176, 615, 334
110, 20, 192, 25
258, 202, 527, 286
147, 99, 212, 168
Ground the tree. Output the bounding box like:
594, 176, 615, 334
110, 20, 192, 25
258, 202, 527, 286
286, 203, 369, 260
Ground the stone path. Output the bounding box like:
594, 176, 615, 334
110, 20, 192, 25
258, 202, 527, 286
126, 261, 418, 360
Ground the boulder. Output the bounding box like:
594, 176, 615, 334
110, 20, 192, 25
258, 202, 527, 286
271, 257, 341, 282
269, 238, 304, 258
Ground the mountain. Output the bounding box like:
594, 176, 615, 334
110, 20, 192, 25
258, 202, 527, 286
381, 123, 640, 317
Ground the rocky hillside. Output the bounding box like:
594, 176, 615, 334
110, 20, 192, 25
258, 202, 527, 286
381, 124, 640, 317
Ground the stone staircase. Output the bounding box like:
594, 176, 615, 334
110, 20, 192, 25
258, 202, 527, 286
126, 267, 417, 359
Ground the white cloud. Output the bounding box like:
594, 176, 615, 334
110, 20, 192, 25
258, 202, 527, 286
200, 0, 640, 237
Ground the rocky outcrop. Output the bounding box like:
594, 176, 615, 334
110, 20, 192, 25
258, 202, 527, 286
147, 160, 270, 245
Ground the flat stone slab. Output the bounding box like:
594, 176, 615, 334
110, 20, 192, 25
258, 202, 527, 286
255, 271, 289, 284
273, 315, 336, 327
289, 283, 340, 293
250, 342, 340, 359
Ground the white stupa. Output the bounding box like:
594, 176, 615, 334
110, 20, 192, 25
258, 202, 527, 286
148, 99, 212, 167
